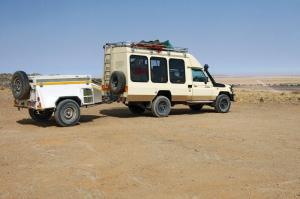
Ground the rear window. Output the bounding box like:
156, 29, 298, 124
130, 55, 149, 82
169, 59, 185, 84
150, 57, 168, 83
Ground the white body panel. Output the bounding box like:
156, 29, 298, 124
15, 75, 102, 110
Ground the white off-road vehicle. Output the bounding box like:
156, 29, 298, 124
102, 41, 234, 117
11, 40, 234, 127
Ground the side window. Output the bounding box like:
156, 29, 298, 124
192, 69, 208, 82
130, 55, 149, 82
150, 57, 168, 83
169, 59, 185, 84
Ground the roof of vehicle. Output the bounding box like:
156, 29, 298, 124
103, 41, 203, 69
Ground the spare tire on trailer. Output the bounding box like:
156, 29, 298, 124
11, 71, 31, 100
109, 71, 126, 95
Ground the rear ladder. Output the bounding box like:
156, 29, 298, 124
103, 47, 112, 86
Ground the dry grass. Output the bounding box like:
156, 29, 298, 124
234, 88, 300, 104
215, 76, 300, 85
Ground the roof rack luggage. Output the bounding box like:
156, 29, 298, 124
104, 40, 188, 53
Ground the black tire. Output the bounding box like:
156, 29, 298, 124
128, 104, 145, 115
11, 71, 31, 100
215, 94, 231, 113
151, 96, 171, 117
29, 109, 53, 122
54, 99, 80, 127
189, 104, 203, 111
109, 71, 126, 95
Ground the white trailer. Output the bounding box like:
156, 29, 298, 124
12, 71, 102, 126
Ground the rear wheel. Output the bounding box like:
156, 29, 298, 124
189, 104, 203, 111
128, 104, 145, 115
29, 109, 53, 122
54, 99, 80, 127
151, 96, 171, 117
215, 94, 231, 113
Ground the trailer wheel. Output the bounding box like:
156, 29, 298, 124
109, 71, 126, 95
215, 94, 231, 113
151, 96, 171, 117
29, 109, 53, 122
189, 104, 203, 111
128, 104, 145, 115
55, 99, 80, 127
11, 71, 31, 100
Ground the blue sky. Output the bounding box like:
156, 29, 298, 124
0, 0, 299, 76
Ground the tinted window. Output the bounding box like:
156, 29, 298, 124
150, 57, 168, 83
192, 69, 208, 82
169, 59, 185, 84
130, 55, 149, 82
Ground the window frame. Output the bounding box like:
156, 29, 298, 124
150, 56, 168, 83
169, 58, 186, 84
192, 68, 208, 83
129, 55, 149, 83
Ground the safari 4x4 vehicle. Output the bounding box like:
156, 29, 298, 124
11, 40, 234, 127
102, 41, 234, 117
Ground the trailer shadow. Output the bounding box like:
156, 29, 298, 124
17, 115, 103, 127
99, 107, 216, 118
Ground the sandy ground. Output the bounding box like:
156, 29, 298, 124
0, 89, 300, 199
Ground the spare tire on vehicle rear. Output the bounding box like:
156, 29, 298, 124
109, 71, 126, 95
11, 71, 31, 100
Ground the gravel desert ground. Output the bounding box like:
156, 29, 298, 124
0, 82, 299, 198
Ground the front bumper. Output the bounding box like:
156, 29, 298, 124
229, 93, 235, 101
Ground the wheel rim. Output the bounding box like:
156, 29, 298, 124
157, 101, 168, 114
63, 107, 75, 120
219, 98, 229, 111
112, 77, 118, 88
13, 78, 21, 94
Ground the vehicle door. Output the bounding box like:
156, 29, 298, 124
191, 68, 215, 101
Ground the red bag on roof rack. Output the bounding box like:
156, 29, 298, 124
132, 40, 173, 52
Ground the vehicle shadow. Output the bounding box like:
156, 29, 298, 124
170, 108, 216, 115
17, 115, 104, 127
100, 107, 216, 118
99, 108, 153, 118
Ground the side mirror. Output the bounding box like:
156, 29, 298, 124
204, 77, 208, 84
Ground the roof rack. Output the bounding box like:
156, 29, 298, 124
103, 41, 188, 53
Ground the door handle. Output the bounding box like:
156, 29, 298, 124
193, 85, 198, 87
188, 85, 192, 88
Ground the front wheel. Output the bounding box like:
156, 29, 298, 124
54, 99, 80, 127
29, 109, 53, 122
151, 96, 171, 117
215, 94, 231, 113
